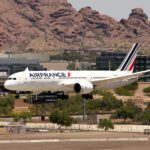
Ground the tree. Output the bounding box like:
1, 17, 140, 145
100, 92, 123, 111
86, 99, 101, 113
116, 106, 134, 123
54, 95, 83, 114
115, 100, 142, 123
20, 112, 32, 123
60, 111, 73, 126
12, 113, 20, 122
126, 100, 142, 117
12, 112, 32, 123
98, 119, 114, 131
0, 94, 15, 116
31, 103, 54, 117
138, 107, 150, 125
49, 109, 61, 124
49, 110, 73, 127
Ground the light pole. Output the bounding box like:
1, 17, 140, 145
83, 96, 86, 122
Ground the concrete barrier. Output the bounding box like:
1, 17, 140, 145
0, 122, 11, 126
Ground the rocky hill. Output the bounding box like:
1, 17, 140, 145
0, 0, 150, 54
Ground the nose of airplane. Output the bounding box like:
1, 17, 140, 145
4, 79, 20, 91
4, 81, 10, 90
4, 80, 15, 90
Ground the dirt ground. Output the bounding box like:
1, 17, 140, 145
0, 141, 150, 150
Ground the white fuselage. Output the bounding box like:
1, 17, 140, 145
4, 43, 148, 94
4, 70, 137, 93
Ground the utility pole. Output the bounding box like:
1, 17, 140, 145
41, 103, 45, 121
83, 96, 86, 122
109, 60, 111, 71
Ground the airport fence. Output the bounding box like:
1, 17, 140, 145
26, 123, 150, 133
0, 122, 150, 133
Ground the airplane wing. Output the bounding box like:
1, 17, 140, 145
92, 70, 150, 88
58, 79, 93, 93
59, 70, 150, 91
59, 80, 88, 86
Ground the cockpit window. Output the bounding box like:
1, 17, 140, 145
13, 78, 16, 80
8, 78, 12, 80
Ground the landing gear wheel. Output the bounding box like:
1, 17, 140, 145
82, 94, 93, 99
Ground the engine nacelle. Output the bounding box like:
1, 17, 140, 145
74, 82, 94, 94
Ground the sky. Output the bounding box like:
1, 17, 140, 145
68, 0, 150, 20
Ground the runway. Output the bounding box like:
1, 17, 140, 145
0, 132, 149, 150
0, 141, 150, 150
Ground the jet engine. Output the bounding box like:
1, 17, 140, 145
74, 82, 94, 94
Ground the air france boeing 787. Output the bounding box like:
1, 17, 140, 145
4, 43, 150, 95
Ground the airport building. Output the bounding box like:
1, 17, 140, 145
0, 58, 45, 91
0, 58, 45, 76
96, 51, 150, 82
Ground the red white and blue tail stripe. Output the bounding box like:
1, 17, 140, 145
117, 43, 139, 72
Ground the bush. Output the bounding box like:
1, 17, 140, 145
12, 113, 20, 122
137, 107, 150, 125
54, 95, 83, 114
124, 82, 138, 91
20, 112, 32, 123
115, 100, 141, 123
100, 92, 123, 111
115, 87, 134, 96
92, 90, 106, 95
86, 99, 101, 113
12, 112, 32, 123
0, 94, 15, 116
98, 119, 114, 131
49, 110, 73, 127
60, 111, 73, 126
49, 109, 61, 124
115, 82, 138, 96
143, 87, 150, 94
116, 106, 134, 123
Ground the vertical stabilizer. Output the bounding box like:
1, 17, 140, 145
117, 43, 140, 72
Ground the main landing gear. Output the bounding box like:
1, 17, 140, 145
82, 94, 93, 99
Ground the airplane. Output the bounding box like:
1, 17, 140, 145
4, 43, 150, 98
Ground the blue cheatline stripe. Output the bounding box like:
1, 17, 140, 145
121, 43, 139, 71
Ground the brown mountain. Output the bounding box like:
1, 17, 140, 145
0, 0, 150, 54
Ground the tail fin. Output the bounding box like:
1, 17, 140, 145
117, 43, 140, 72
